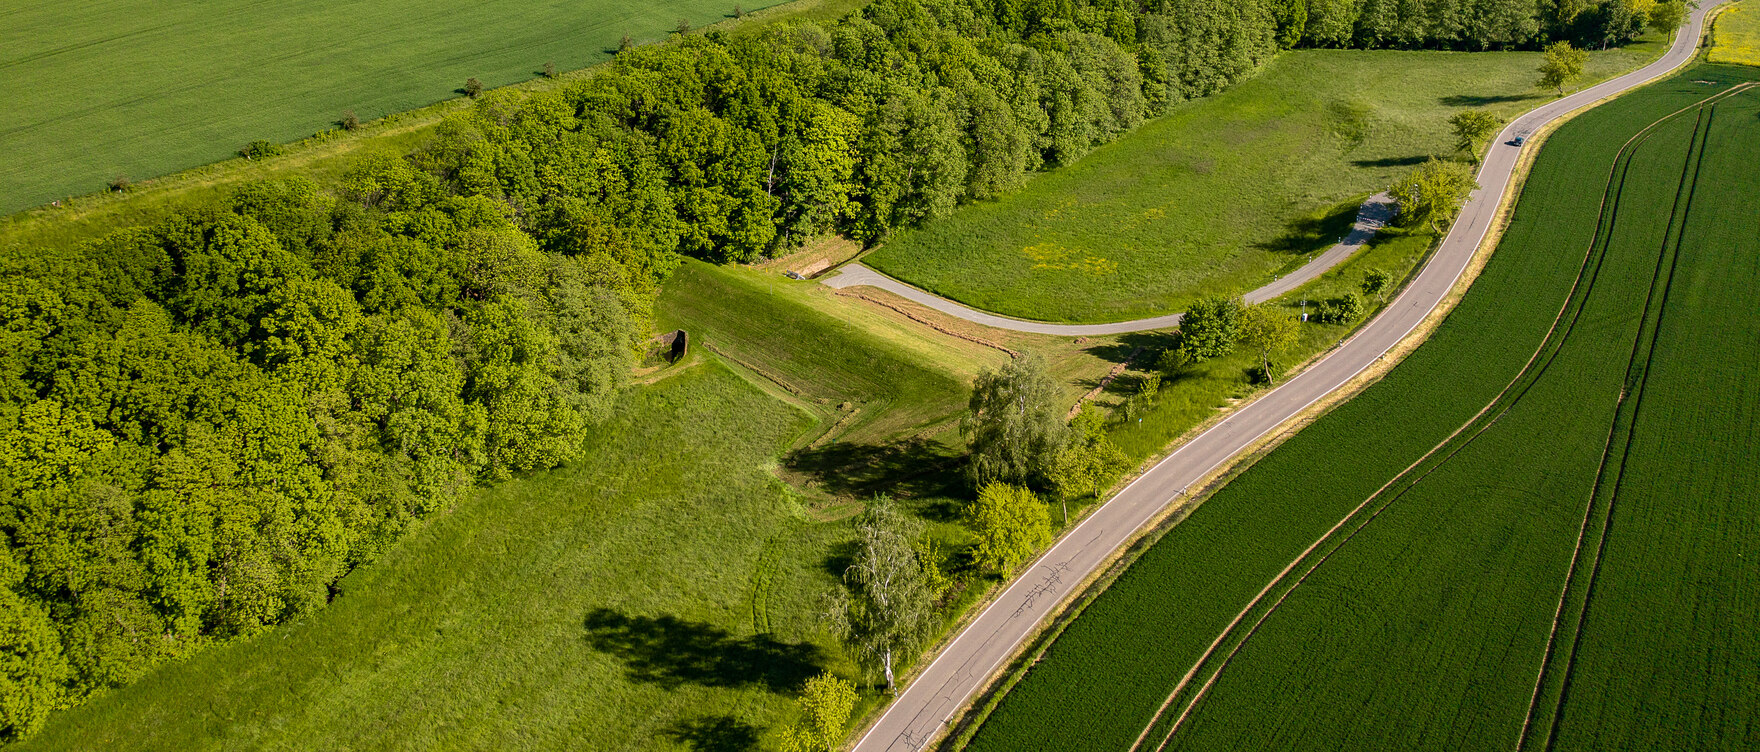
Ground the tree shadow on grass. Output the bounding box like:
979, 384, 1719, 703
1257, 199, 1365, 255
664, 715, 761, 752
785, 438, 963, 501
1439, 93, 1539, 107
1351, 155, 1430, 168
582, 609, 821, 691
1082, 331, 1176, 366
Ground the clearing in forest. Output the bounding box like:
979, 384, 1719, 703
864, 45, 1659, 324
962, 64, 1760, 752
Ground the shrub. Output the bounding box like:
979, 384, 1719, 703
1314, 292, 1364, 325
619, 34, 634, 52
464, 77, 483, 98
542, 61, 556, 79
675, 18, 691, 34
734, 4, 745, 17
340, 110, 360, 131
107, 175, 131, 192
239, 140, 282, 160
966, 483, 1053, 573
1177, 295, 1245, 361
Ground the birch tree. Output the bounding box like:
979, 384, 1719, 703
824, 498, 936, 692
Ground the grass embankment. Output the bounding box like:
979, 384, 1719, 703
0, 0, 796, 215
963, 65, 1760, 752
865, 43, 1661, 323
1711, 2, 1760, 66
19, 364, 834, 751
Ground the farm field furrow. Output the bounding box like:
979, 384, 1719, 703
0, 0, 785, 215
961, 64, 1760, 752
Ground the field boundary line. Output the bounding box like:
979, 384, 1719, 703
1130, 81, 1746, 752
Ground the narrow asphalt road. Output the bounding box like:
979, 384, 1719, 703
849, 5, 1724, 751
820, 195, 1394, 335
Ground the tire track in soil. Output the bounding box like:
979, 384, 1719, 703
1127, 85, 1750, 752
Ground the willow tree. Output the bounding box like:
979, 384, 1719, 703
963, 353, 1067, 488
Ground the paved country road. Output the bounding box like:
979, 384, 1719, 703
820, 193, 1395, 336
848, 4, 1725, 750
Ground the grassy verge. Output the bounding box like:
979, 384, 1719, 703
959, 64, 1760, 752
864, 40, 1664, 324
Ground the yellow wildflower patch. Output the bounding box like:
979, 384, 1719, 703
1711, 3, 1760, 67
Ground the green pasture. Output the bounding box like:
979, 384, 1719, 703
0, 0, 792, 215
964, 64, 1760, 752
865, 42, 1661, 323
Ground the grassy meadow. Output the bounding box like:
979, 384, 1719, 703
0, 0, 805, 215
1710, 2, 1760, 66
864, 42, 1662, 323
17, 364, 837, 751
964, 65, 1760, 752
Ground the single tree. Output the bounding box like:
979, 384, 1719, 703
966, 483, 1053, 573
780, 671, 857, 752
1648, 0, 1689, 41
1046, 410, 1130, 522
963, 353, 1067, 488
107, 175, 131, 192
1538, 41, 1587, 95
823, 498, 937, 692
1239, 303, 1299, 385
1448, 109, 1503, 157
1361, 267, 1392, 303
619, 33, 634, 52
542, 61, 557, 79
1176, 295, 1245, 362
464, 77, 483, 98
340, 110, 360, 131
1390, 158, 1478, 232
675, 18, 692, 34
733, 4, 746, 18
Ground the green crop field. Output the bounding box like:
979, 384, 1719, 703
1539, 87, 1760, 751
963, 64, 1760, 752
863, 44, 1662, 324
1710, 2, 1760, 66
0, 0, 790, 215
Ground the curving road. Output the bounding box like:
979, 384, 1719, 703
820, 194, 1395, 336
849, 5, 1724, 751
